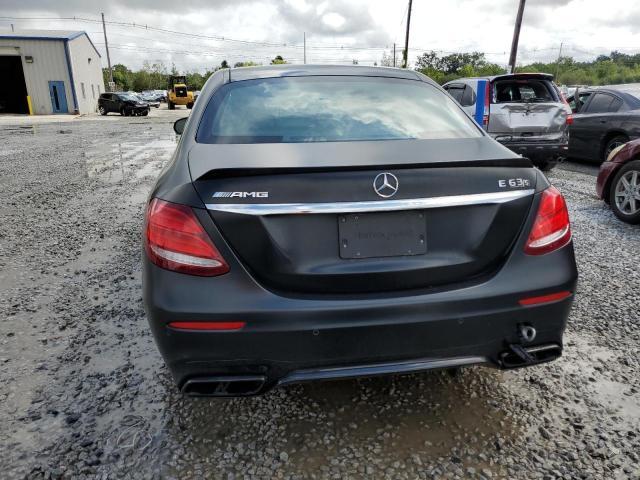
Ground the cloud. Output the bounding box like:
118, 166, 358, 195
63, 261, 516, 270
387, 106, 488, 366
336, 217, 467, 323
275, 0, 391, 44
1, 0, 638, 71
0, 0, 256, 15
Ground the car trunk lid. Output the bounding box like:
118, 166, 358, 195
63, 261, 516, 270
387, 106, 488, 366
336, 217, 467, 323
189, 140, 537, 295
488, 75, 568, 140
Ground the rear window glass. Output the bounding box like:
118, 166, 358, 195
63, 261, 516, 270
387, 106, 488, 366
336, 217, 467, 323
493, 79, 557, 104
196, 76, 481, 144
585, 93, 618, 113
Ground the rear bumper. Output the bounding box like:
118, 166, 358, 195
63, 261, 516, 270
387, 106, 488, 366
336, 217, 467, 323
143, 234, 578, 395
494, 139, 569, 166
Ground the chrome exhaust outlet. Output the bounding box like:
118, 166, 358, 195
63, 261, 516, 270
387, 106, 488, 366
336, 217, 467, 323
181, 375, 266, 397
519, 324, 537, 343
500, 343, 562, 368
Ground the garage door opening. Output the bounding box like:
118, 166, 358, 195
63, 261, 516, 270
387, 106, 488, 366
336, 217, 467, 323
0, 56, 29, 114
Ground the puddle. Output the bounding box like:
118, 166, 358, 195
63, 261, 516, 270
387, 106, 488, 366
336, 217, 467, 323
0, 149, 22, 157
84, 136, 176, 184
563, 334, 639, 425
3, 125, 35, 134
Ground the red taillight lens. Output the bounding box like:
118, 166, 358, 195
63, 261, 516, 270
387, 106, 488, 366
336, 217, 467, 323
566, 114, 574, 125
144, 198, 229, 276
524, 186, 572, 255
519, 291, 571, 306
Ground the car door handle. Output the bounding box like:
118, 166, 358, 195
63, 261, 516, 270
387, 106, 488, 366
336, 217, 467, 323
599, 120, 607, 124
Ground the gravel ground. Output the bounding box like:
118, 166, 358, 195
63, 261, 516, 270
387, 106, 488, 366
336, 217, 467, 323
0, 113, 638, 480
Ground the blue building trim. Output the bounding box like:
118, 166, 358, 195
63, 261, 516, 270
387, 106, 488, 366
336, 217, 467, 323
63, 40, 79, 114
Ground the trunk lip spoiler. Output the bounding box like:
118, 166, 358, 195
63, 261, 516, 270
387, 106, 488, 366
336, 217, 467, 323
205, 189, 535, 215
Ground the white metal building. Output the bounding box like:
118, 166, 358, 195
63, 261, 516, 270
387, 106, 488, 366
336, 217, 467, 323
0, 30, 105, 115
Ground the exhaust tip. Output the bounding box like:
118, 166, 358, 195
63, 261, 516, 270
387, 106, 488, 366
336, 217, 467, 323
500, 343, 561, 368
519, 324, 537, 343
182, 375, 266, 397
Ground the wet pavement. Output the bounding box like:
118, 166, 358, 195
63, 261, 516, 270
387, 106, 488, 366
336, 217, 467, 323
0, 113, 638, 479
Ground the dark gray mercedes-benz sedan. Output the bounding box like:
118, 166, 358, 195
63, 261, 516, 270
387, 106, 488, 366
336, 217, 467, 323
142, 65, 578, 396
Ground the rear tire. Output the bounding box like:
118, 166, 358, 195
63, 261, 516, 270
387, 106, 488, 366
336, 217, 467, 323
120, 107, 126, 116
98, 105, 107, 116
608, 160, 640, 224
604, 135, 629, 163
187, 102, 194, 109
168, 101, 175, 110
142, 110, 149, 116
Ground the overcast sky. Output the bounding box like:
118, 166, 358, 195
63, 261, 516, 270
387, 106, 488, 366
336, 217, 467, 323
1, 0, 639, 72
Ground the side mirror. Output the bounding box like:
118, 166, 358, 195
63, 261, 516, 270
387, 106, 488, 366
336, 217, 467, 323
173, 117, 188, 135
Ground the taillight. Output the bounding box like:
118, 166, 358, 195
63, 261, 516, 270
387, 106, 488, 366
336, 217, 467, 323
557, 89, 573, 125
524, 186, 572, 255
144, 198, 229, 276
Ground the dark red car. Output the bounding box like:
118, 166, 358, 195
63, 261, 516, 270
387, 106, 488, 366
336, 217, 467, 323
597, 138, 640, 223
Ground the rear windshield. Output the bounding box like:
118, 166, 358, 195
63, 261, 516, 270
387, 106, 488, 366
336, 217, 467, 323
493, 79, 558, 104
118, 94, 138, 101
196, 76, 481, 144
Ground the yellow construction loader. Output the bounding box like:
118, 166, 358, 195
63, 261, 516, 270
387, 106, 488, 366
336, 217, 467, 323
167, 75, 194, 110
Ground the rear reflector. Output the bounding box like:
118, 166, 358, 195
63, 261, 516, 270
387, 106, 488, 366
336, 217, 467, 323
519, 291, 571, 306
524, 186, 572, 255
144, 198, 229, 276
168, 321, 245, 331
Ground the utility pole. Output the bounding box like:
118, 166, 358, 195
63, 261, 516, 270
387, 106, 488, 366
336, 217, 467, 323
101, 13, 114, 90
393, 43, 396, 67
402, 0, 413, 68
303, 32, 306, 64
507, 0, 526, 73
555, 42, 563, 80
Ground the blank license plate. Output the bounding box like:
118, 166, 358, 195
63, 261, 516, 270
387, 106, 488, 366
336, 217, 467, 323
338, 211, 427, 259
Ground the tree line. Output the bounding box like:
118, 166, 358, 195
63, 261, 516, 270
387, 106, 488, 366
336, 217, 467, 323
103, 56, 285, 92
414, 50, 640, 85
104, 50, 640, 92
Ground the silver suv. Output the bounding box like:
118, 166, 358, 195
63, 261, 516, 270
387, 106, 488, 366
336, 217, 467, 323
444, 73, 571, 171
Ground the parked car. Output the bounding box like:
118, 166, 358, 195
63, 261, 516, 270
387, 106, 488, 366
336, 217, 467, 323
154, 89, 168, 102
141, 90, 162, 101
566, 86, 640, 163
142, 65, 577, 397
596, 137, 640, 223
98, 92, 150, 116
139, 93, 161, 108
443, 73, 571, 171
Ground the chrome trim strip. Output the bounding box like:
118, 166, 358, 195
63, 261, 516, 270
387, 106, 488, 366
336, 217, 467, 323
205, 189, 534, 215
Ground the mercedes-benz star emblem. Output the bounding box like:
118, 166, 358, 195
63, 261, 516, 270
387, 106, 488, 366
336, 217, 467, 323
373, 172, 399, 198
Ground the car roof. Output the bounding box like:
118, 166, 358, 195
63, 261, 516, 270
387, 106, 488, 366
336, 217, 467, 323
227, 64, 426, 83
448, 73, 554, 84
574, 87, 638, 99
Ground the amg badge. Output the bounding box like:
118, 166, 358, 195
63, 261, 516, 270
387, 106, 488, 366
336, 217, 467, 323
213, 192, 269, 198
